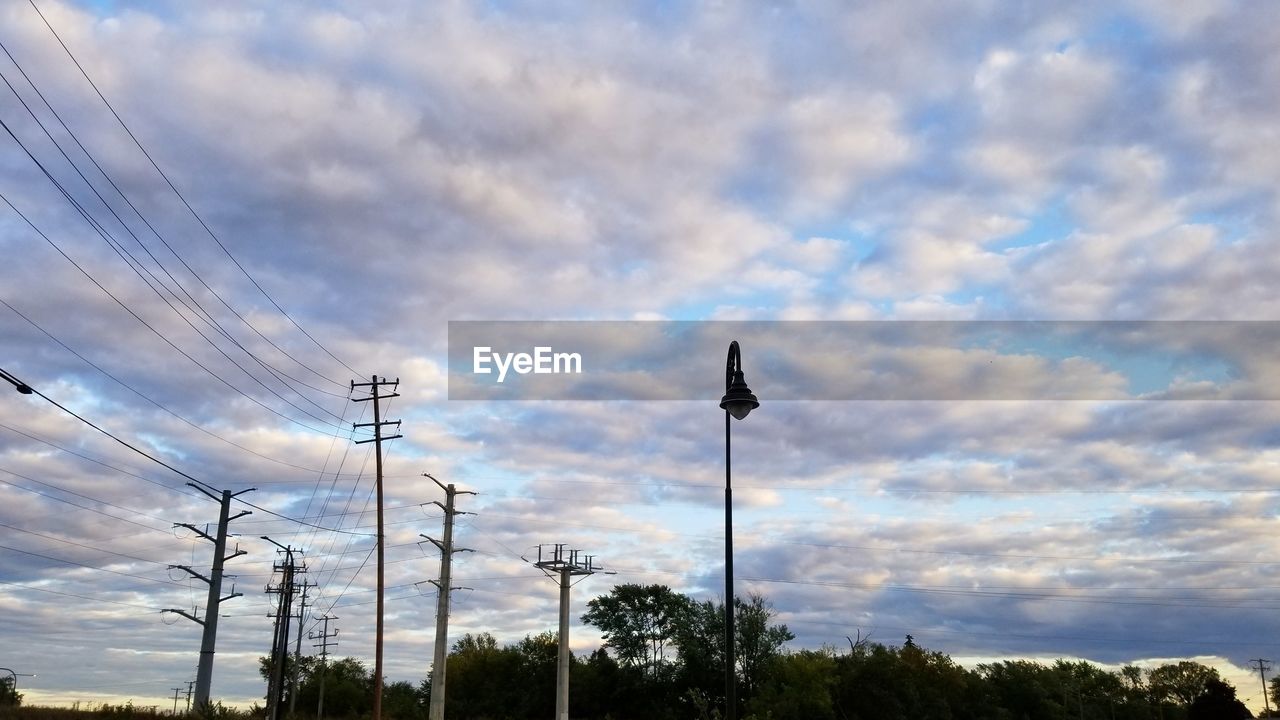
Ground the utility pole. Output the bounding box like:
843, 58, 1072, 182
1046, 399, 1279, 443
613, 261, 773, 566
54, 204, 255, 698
421, 474, 475, 720
352, 375, 401, 720
264, 538, 304, 720
1253, 659, 1272, 716
309, 615, 339, 720
531, 544, 611, 720
171, 687, 183, 716
185, 680, 195, 713
289, 580, 315, 718
162, 483, 253, 711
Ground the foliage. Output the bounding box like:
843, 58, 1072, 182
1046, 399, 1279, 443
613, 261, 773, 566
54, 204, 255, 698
582, 584, 691, 677
1187, 678, 1252, 719
733, 594, 794, 699
1147, 661, 1221, 706
0, 679, 21, 708
381, 680, 425, 720
228, 591, 1256, 720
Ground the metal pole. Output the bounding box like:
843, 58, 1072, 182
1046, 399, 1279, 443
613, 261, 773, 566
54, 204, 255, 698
428, 488, 456, 720
194, 491, 231, 708
557, 566, 571, 720
724, 408, 735, 720
269, 550, 294, 720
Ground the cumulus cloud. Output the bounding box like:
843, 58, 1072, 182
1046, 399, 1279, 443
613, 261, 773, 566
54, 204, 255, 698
4, 0, 1280, 714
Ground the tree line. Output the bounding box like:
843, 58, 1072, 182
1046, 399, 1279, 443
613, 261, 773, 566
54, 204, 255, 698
261, 584, 1264, 720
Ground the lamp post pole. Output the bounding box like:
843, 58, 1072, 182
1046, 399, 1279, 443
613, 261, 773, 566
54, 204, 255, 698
720, 341, 759, 720
724, 403, 734, 720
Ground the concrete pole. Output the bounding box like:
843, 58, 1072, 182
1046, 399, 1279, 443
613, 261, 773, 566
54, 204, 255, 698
557, 566, 571, 720
193, 490, 231, 709
289, 583, 309, 717
427, 488, 457, 720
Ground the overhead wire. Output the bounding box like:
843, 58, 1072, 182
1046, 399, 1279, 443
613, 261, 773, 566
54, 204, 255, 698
0, 49, 350, 407
0, 36, 349, 392
0, 578, 164, 611
0, 311, 352, 475
2, 299, 379, 476
0, 116, 352, 434
25, 0, 364, 380
0, 187, 357, 439
1, 367, 382, 538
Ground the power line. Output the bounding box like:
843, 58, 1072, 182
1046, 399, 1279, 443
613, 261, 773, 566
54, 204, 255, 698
0, 469, 176, 532
0, 189, 358, 439
0, 521, 174, 566
0, 304, 362, 474
0, 35, 351, 392
0, 578, 164, 611
0, 542, 187, 588
26, 0, 363, 380
1, 367, 385, 540
0, 55, 350, 410
0, 112, 348, 430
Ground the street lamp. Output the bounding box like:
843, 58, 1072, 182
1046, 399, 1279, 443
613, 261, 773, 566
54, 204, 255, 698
719, 341, 758, 720
0, 668, 34, 700
0, 367, 33, 394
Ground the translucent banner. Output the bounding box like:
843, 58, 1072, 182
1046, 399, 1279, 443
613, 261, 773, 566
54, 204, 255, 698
447, 321, 1273, 401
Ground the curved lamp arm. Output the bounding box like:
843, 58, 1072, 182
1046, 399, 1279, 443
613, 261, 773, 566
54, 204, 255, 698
720, 341, 759, 420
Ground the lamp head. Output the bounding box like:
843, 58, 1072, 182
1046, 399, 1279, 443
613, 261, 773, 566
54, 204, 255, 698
720, 368, 759, 420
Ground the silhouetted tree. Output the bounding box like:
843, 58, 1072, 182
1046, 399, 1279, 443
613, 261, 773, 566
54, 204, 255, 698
1148, 661, 1221, 707
0, 677, 21, 707
1188, 677, 1252, 719
582, 584, 691, 677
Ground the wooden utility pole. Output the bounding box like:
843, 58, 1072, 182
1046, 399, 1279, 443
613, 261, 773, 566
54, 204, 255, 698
1253, 659, 1272, 716
422, 474, 474, 720
352, 376, 401, 720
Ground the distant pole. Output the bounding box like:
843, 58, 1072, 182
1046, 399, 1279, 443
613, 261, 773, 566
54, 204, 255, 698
1253, 659, 1272, 716
289, 581, 313, 718
353, 376, 402, 720
423, 474, 475, 720
185, 680, 195, 713
171, 687, 183, 716
309, 615, 338, 720
271, 549, 294, 720
263, 538, 302, 720
531, 545, 610, 720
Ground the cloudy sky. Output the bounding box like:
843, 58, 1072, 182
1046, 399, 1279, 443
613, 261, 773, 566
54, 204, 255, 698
3, 0, 1280, 713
